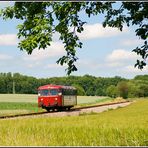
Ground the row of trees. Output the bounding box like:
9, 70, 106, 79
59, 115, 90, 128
0, 72, 147, 98
106, 80, 148, 99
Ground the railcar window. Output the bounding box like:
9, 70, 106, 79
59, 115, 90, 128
49, 89, 58, 96
38, 89, 49, 96
75, 90, 77, 95
62, 89, 77, 95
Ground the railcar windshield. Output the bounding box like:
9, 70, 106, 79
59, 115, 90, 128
38, 89, 59, 96
49, 89, 59, 96
38, 89, 49, 96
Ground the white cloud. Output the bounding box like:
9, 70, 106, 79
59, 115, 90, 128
46, 63, 66, 69
76, 60, 101, 69
106, 49, 139, 62
0, 54, 12, 60
105, 62, 124, 68
77, 23, 128, 40
122, 65, 148, 73
0, 34, 18, 46
52, 32, 60, 42
120, 38, 143, 47
0, 1, 10, 6
23, 41, 66, 61
102, 48, 148, 78
26, 62, 41, 68
0, 1, 13, 9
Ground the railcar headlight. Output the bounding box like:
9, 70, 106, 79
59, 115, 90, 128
58, 93, 62, 96
41, 98, 43, 101
55, 98, 57, 101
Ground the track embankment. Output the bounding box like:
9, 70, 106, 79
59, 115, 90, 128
0, 101, 132, 119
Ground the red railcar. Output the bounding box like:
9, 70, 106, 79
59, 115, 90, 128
38, 84, 77, 111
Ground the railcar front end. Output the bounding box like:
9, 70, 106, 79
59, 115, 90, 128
38, 84, 77, 112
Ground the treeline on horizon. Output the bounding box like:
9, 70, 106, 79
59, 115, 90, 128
0, 72, 148, 98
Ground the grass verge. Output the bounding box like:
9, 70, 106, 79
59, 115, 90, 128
0, 99, 147, 146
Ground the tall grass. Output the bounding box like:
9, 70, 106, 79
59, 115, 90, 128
0, 99, 147, 146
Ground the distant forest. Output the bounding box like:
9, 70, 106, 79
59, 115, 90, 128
0, 73, 148, 98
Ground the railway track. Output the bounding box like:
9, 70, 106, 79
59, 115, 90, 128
0, 101, 131, 119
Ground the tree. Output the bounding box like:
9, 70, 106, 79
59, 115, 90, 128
0, 75, 6, 93
0, 72, 147, 97
95, 88, 104, 96
127, 81, 141, 98
72, 84, 85, 96
117, 81, 129, 99
0, 2, 147, 75
138, 84, 148, 97
106, 85, 117, 98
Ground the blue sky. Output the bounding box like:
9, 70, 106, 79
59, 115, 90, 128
0, 2, 147, 79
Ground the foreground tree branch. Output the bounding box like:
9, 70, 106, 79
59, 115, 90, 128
0, 2, 147, 75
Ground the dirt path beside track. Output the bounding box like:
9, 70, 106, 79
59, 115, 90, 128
2, 101, 132, 120
31, 101, 132, 118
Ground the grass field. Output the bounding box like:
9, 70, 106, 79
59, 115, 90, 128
0, 94, 111, 116
0, 94, 37, 103
0, 98, 147, 146
0, 94, 107, 103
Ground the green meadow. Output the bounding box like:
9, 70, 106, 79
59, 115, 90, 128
0, 99, 147, 146
0, 94, 39, 116
0, 94, 37, 103
0, 94, 107, 103
0, 94, 110, 116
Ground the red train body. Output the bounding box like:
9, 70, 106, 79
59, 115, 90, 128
38, 84, 77, 111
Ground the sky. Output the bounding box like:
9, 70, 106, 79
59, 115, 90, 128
0, 1, 148, 79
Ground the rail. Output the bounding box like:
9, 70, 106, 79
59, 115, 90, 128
0, 100, 131, 120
